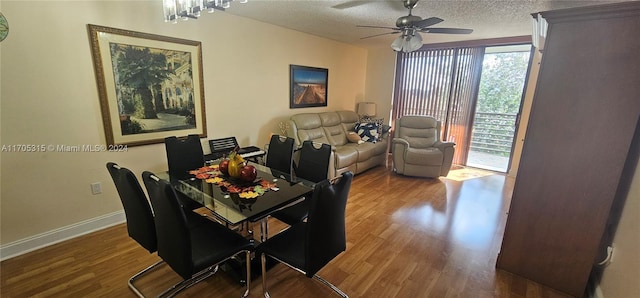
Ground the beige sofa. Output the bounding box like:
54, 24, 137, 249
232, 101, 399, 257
286, 110, 388, 179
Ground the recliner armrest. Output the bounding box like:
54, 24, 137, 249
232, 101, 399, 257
392, 138, 410, 147
434, 141, 455, 176
433, 141, 455, 152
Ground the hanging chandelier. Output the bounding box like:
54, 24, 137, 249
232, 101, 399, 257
163, 0, 247, 23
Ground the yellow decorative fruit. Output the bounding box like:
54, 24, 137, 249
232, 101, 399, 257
227, 152, 245, 178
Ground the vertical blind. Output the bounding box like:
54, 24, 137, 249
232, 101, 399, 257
392, 47, 485, 165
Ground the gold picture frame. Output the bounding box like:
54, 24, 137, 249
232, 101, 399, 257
88, 24, 206, 146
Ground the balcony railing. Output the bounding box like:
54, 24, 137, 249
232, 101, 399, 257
470, 112, 517, 157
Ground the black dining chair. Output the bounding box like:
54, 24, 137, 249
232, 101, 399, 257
295, 140, 332, 183
106, 162, 161, 297
271, 140, 332, 225
165, 134, 205, 179
258, 171, 353, 298
142, 171, 254, 298
265, 134, 295, 176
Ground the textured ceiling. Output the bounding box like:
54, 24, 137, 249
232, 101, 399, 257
224, 0, 623, 48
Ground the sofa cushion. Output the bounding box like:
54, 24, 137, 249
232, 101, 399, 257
290, 113, 331, 144
337, 110, 359, 123
319, 112, 341, 126
323, 125, 346, 145
405, 147, 443, 165
291, 113, 322, 129
298, 127, 330, 144
337, 110, 359, 133
355, 122, 379, 143
318, 112, 346, 146
401, 127, 437, 148
334, 146, 358, 169
396, 116, 438, 148
353, 142, 380, 160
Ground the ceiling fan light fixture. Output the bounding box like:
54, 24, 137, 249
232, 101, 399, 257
408, 32, 423, 51
391, 31, 422, 53
401, 39, 413, 52
391, 35, 404, 51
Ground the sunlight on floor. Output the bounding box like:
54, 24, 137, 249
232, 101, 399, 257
444, 167, 495, 181
392, 172, 507, 252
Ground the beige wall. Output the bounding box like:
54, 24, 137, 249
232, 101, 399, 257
0, 1, 367, 245
362, 46, 396, 123
600, 160, 640, 297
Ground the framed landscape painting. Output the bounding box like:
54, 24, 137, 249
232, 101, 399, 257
289, 65, 328, 108
88, 24, 206, 146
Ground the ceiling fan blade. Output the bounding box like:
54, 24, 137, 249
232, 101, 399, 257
414, 17, 444, 28
357, 25, 401, 30
422, 27, 473, 34
387, 0, 411, 12
333, 0, 405, 11
331, 1, 371, 10
361, 31, 401, 40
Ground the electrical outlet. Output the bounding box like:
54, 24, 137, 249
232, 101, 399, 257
91, 182, 102, 195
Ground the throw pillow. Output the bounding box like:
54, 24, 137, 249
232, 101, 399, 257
359, 117, 385, 127
355, 122, 379, 143
381, 124, 391, 134
359, 117, 386, 136
347, 132, 363, 144
375, 124, 392, 140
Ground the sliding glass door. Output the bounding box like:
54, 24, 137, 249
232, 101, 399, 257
467, 45, 531, 172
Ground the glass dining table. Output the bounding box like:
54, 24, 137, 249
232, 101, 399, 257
157, 160, 315, 242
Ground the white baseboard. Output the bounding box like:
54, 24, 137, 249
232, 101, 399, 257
0, 211, 125, 261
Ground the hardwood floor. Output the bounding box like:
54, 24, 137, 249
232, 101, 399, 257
1, 164, 573, 297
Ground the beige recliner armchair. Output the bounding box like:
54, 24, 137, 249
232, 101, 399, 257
392, 116, 455, 178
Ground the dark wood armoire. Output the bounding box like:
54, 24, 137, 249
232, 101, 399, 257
496, 2, 640, 297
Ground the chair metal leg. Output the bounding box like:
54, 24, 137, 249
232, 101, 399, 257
128, 260, 164, 298
159, 248, 252, 298
262, 254, 348, 298
242, 250, 251, 298
313, 275, 348, 298
261, 253, 270, 298
159, 264, 219, 298
260, 218, 269, 242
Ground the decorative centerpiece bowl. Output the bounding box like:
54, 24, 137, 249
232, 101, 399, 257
219, 150, 257, 182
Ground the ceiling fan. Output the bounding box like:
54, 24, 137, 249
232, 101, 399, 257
357, 0, 473, 53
